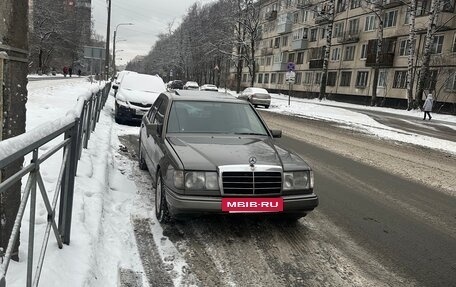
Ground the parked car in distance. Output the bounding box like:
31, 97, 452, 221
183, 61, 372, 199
237, 87, 271, 109
183, 81, 199, 90
169, 80, 184, 90
200, 84, 218, 91
138, 90, 318, 224
113, 73, 166, 124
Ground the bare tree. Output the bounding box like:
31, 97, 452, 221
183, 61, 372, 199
319, 0, 335, 100
406, 0, 417, 110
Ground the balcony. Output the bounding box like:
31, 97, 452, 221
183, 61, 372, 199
266, 10, 277, 21
309, 59, 324, 69
415, 12, 455, 32
337, 30, 360, 44
383, 0, 403, 8
261, 47, 273, 56
292, 38, 308, 50
277, 21, 292, 34
272, 62, 287, 71
365, 53, 395, 67
315, 14, 331, 24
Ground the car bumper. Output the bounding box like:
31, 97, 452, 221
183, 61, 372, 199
251, 98, 271, 106
116, 104, 148, 121
165, 186, 318, 215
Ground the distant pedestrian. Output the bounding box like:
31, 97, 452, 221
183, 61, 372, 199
63, 66, 68, 77
77, 69, 82, 77
69, 67, 73, 77
423, 94, 433, 120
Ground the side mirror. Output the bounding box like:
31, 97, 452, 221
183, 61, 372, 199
146, 123, 162, 137
112, 84, 118, 90
270, 129, 282, 138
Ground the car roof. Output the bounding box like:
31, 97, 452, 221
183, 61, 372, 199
165, 90, 245, 103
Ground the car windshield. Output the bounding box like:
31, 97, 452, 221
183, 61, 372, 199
167, 101, 268, 135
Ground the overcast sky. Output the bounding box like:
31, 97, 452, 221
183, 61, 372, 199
92, 0, 215, 65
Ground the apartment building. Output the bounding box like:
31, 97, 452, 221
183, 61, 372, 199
240, 0, 456, 110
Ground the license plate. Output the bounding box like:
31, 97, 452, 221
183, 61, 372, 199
136, 110, 146, 115
222, 198, 283, 213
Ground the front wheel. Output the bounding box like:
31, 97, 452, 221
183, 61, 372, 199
265, 105, 270, 109
155, 173, 171, 223
138, 143, 148, 170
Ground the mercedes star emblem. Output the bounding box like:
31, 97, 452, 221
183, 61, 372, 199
249, 156, 257, 167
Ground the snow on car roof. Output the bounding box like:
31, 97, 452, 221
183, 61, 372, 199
121, 73, 166, 93
249, 87, 269, 94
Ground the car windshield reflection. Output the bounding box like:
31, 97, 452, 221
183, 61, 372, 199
167, 101, 268, 135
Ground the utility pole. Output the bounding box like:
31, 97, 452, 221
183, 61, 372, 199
0, 0, 29, 261
113, 23, 133, 75
105, 0, 112, 80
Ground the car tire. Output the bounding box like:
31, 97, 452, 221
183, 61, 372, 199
138, 144, 148, 170
265, 105, 270, 109
114, 105, 123, 124
155, 173, 171, 223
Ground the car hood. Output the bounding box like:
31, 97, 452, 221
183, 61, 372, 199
116, 88, 160, 104
167, 135, 283, 170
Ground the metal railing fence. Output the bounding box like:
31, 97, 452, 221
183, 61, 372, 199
0, 83, 110, 287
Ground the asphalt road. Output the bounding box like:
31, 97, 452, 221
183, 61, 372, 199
270, 95, 456, 142
117, 112, 456, 286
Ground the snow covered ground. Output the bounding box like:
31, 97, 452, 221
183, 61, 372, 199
3, 80, 455, 286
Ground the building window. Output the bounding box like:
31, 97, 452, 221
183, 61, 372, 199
336, 0, 347, 13
304, 72, 313, 85
295, 72, 302, 84
344, 46, 355, 61
274, 37, 280, 48
258, 74, 263, 84
297, 52, 304, 64
365, 15, 376, 31
446, 70, 456, 90
399, 39, 410, 56
348, 18, 359, 33
351, 0, 361, 9
384, 10, 398, 28
278, 73, 284, 84
310, 28, 318, 41
393, 71, 407, 88
331, 48, 341, 61
378, 70, 388, 87
293, 12, 299, 24
452, 33, 456, 52
321, 27, 326, 39
340, 71, 352, 86
360, 44, 367, 59
356, 71, 369, 87
242, 74, 248, 83
288, 53, 295, 63
264, 73, 269, 84
431, 35, 444, 54
315, 72, 322, 84
271, 73, 277, 84
266, 56, 272, 66
282, 36, 289, 47
293, 28, 308, 40
404, 6, 410, 24
333, 22, 344, 38
302, 10, 309, 22
260, 57, 265, 66
327, 72, 337, 86
424, 70, 438, 90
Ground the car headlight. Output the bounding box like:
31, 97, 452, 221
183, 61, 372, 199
283, 171, 311, 190
116, 99, 129, 107
184, 171, 219, 190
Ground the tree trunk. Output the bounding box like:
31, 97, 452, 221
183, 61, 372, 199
371, 1, 384, 106
406, 0, 417, 110
250, 38, 256, 87
0, 0, 29, 262
319, 0, 334, 100
416, 0, 440, 108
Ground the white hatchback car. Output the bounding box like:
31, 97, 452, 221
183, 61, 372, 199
183, 81, 199, 90
237, 87, 271, 108
113, 73, 166, 124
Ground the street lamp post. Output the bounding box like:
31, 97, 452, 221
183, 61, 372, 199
113, 23, 133, 75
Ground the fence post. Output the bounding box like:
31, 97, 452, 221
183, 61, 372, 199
58, 130, 71, 241
61, 120, 79, 245
84, 97, 93, 148
27, 149, 38, 287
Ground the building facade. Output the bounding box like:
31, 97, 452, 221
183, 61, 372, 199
239, 0, 456, 110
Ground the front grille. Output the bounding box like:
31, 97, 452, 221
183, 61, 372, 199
222, 171, 282, 195
129, 102, 152, 108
